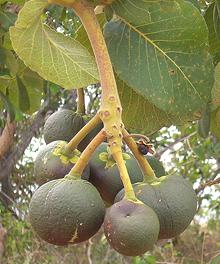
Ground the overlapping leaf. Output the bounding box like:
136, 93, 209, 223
205, 3, 220, 65
0, 10, 17, 32
117, 77, 200, 135
0, 54, 44, 115
10, 0, 99, 89
104, 0, 213, 116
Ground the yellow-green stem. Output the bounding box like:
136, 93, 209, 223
122, 129, 157, 182
77, 88, 86, 114
69, 130, 106, 176
72, 0, 122, 150
65, 113, 101, 151
112, 151, 137, 201
71, 0, 135, 198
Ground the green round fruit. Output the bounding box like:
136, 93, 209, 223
29, 178, 105, 245
43, 109, 103, 152
104, 199, 159, 256
89, 143, 143, 205
34, 141, 89, 184
115, 174, 197, 239
44, 109, 85, 144
146, 155, 166, 177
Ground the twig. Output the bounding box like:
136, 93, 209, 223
200, 232, 206, 264
0, 100, 53, 181
196, 177, 220, 194
86, 239, 93, 264
155, 132, 197, 159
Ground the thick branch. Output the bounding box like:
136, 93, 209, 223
0, 118, 16, 158
0, 102, 51, 181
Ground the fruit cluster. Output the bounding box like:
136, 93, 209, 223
29, 109, 197, 256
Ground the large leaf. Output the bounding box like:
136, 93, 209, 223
117, 76, 198, 135
10, 0, 99, 89
16, 75, 30, 112
104, 0, 213, 116
0, 68, 44, 114
204, 3, 220, 65
0, 10, 17, 32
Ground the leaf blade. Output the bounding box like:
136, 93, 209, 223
10, 0, 99, 89
104, 0, 213, 116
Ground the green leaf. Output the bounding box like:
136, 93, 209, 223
0, 10, 17, 32
213, 2, 220, 40
0, 48, 6, 67
22, 68, 44, 114
210, 107, 220, 140
2, 32, 13, 50
0, 68, 43, 114
104, 0, 213, 116
16, 75, 30, 112
5, 50, 19, 75
117, 76, 197, 135
10, 0, 99, 89
198, 104, 211, 138
212, 62, 220, 108
209, 254, 220, 264
204, 3, 220, 65
0, 91, 15, 121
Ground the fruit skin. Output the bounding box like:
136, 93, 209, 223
146, 155, 166, 177
104, 199, 159, 256
34, 140, 89, 184
115, 174, 197, 239
43, 109, 103, 152
89, 143, 143, 205
29, 178, 105, 245
44, 109, 85, 145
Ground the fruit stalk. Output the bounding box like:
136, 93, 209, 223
71, 0, 136, 198
68, 130, 106, 177
112, 151, 138, 201
77, 88, 86, 114
65, 113, 101, 151
122, 129, 157, 182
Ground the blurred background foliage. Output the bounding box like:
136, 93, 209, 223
0, 0, 219, 263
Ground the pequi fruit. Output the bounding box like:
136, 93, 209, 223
146, 155, 166, 177
34, 140, 89, 184
43, 109, 103, 152
115, 174, 197, 239
29, 178, 105, 245
44, 109, 85, 144
89, 143, 143, 205
104, 199, 159, 256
